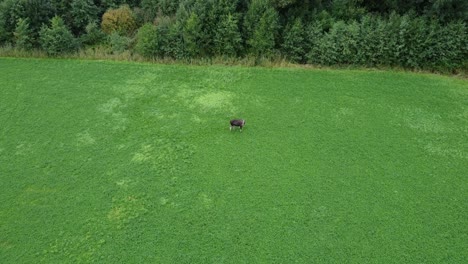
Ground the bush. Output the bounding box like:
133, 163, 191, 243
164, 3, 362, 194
355, 15, 389, 66
135, 23, 158, 58
39, 16, 77, 56
423, 20, 467, 71
108, 31, 131, 54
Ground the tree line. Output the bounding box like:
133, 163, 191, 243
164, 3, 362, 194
0, 0, 467, 72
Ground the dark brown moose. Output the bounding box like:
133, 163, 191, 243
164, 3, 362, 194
230, 119, 245, 132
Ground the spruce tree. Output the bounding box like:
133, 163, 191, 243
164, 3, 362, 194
14, 17, 32, 50
213, 13, 242, 57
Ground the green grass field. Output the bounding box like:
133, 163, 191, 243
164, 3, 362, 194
1, 58, 467, 263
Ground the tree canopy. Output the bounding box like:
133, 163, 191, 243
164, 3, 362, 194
0, 0, 466, 71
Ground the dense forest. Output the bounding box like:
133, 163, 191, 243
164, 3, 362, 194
0, 0, 467, 72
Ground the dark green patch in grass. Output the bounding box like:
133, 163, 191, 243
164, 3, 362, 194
0, 58, 467, 263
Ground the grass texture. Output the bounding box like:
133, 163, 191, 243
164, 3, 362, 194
0, 58, 467, 263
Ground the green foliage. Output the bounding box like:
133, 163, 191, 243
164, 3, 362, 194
243, 0, 267, 41
182, 11, 202, 57
141, 0, 181, 21
305, 14, 467, 71
11, 0, 55, 43
419, 20, 467, 71
0, 0, 466, 72
155, 16, 186, 59
391, 14, 467, 70
80, 22, 107, 46
71, 0, 99, 33
331, 0, 366, 20
427, 0, 468, 23
13, 17, 32, 50
354, 15, 385, 66
304, 21, 324, 64
245, 1, 280, 57
130, 14, 184, 59
175, 0, 241, 57
0, 0, 53, 45
337, 20, 360, 64
0, 0, 16, 44
308, 21, 349, 65
39, 16, 77, 56
281, 18, 305, 63
108, 31, 132, 53
213, 13, 241, 57
361, 0, 468, 22
271, 0, 298, 8
100, 0, 129, 10
135, 22, 158, 57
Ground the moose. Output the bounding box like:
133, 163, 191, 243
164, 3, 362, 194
230, 119, 246, 131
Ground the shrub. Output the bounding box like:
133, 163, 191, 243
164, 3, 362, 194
355, 15, 391, 66
39, 16, 77, 56
425, 20, 467, 71
108, 31, 131, 54
135, 23, 158, 58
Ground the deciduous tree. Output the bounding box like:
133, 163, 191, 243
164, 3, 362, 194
101, 4, 136, 35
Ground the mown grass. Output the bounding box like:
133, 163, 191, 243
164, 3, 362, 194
0, 58, 467, 263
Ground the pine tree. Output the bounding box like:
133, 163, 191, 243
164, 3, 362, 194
14, 17, 32, 50
213, 13, 242, 57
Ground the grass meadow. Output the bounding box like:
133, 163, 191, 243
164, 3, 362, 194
0, 58, 467, 263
